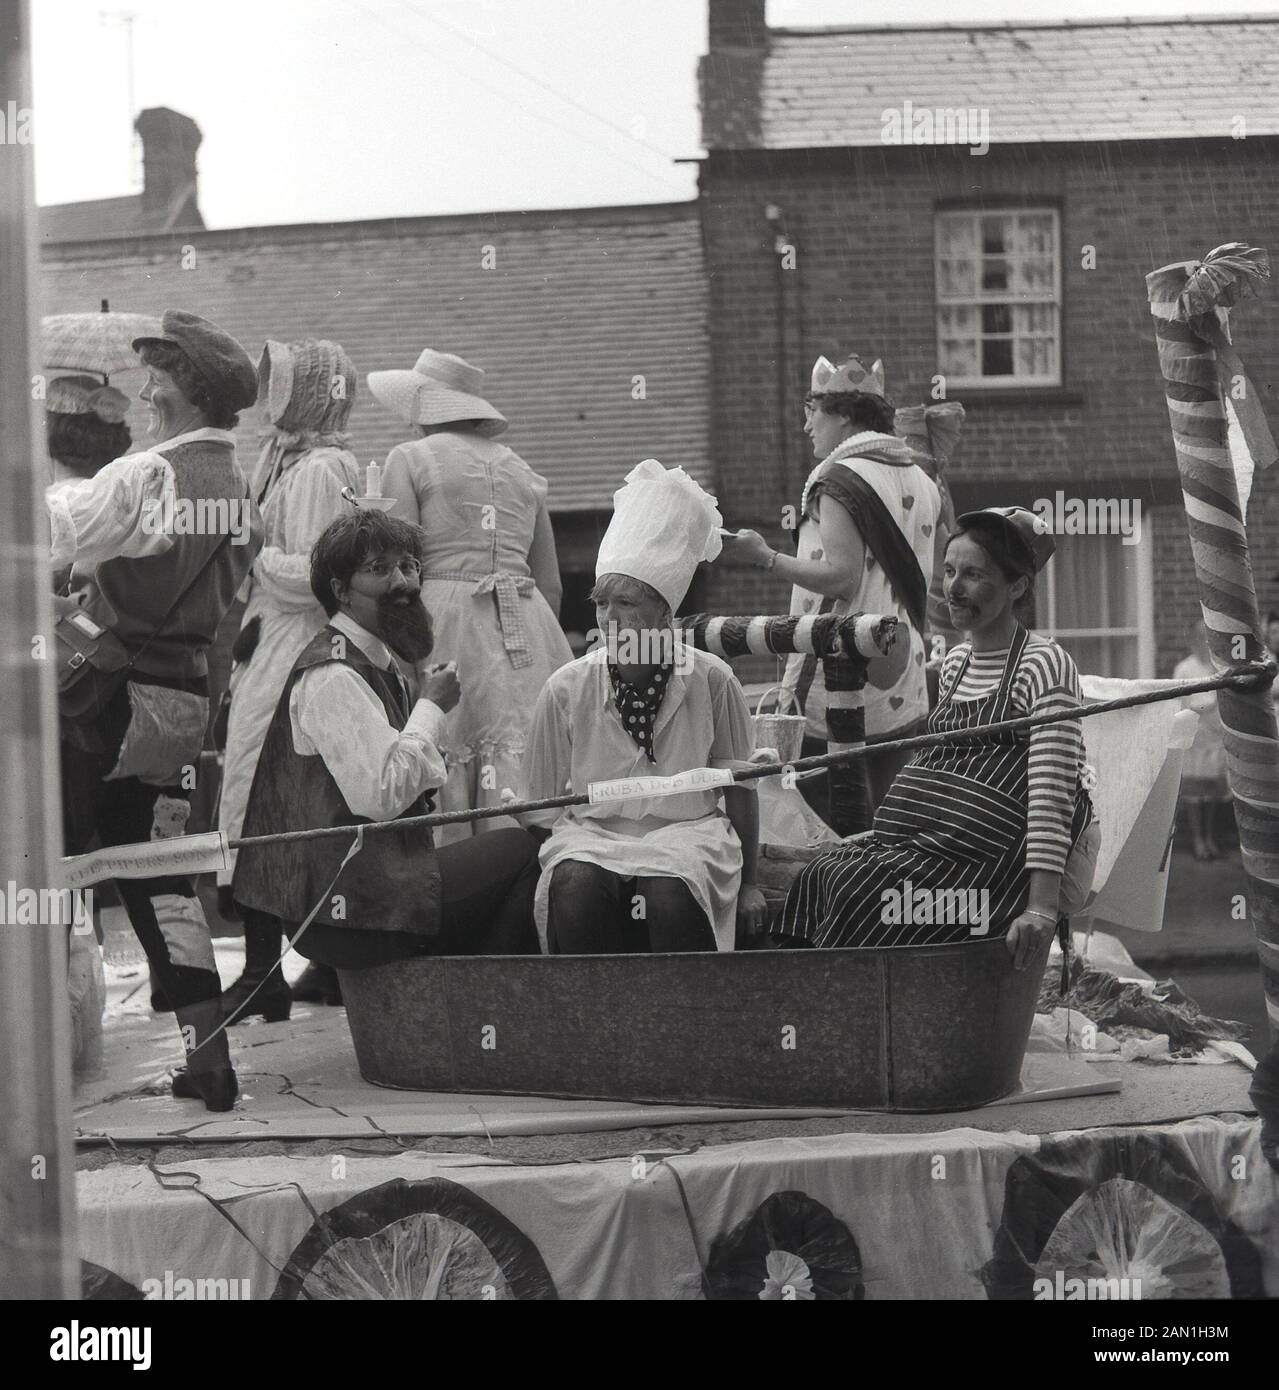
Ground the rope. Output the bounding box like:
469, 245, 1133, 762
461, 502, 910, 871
226, 661, 1275, 851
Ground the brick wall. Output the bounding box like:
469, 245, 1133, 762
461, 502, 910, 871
698, 137, 1279, 676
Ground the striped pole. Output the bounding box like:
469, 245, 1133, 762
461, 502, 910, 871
678, 612, 898, 833
1147, 244, 1279, 1049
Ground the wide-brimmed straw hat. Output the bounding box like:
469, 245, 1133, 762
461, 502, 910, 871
366, 349, 507, 437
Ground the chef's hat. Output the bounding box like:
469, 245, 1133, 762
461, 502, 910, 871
595, 459, 724, 613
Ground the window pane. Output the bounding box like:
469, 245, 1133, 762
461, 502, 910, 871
1049, 536, 1141, 631
940, 338, 980, 378
1018, 215, 1056, 256
982, 216, 1010, 253
939, 305, 980, 335
1017, 303, 1057, 333
1015, 337, 1055, 378
981, 257, 1011, 292
1015, 257, 1055, 294
981, 338, 1014, 376
982, 304, 1012, 334
937, 258, 977, 296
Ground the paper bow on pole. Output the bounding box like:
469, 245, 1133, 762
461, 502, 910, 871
1148, 242, 1277, 518
894, 401, 966, 471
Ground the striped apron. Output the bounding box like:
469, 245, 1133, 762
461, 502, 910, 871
776, 624, 1092, 948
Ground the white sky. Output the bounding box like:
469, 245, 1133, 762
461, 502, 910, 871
31, 0, 1279, 228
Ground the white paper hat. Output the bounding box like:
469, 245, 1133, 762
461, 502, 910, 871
595, 459, 724, 612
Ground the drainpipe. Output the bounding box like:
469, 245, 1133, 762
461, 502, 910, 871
765, 203, 803, 510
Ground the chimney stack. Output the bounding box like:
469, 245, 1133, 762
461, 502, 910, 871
134, 106, 202, 216
708, 0, 769, 53
700, 1, 769, 149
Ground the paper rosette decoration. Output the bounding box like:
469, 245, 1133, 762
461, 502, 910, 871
981, 1132, 1263, 1299
271, 1178, 557, 1301
703, 1191, 865, 1300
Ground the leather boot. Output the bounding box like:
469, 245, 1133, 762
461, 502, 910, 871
291, 961, 343, 1006
171, 998, 238, 1112
221, 909, 292, 1024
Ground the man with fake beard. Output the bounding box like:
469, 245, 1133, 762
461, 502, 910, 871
231, 510, 541, 1000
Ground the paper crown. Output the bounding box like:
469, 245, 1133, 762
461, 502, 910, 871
810, 354, 886, 399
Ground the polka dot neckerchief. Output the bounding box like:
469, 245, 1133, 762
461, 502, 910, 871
606, 662, 673, 764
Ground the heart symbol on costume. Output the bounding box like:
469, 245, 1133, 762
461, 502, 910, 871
921, 523, 932, 537
915, 650, 924, 665
902, 496, 915, 511
890, 695, 905, 709
811, 548, 824, 561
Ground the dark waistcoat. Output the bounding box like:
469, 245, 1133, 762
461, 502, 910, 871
232, 626, 442, 937
89, 437, 263, 680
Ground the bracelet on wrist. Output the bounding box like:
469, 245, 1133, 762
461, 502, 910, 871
1024, 908, 1057, 924
763, 549, 778, 571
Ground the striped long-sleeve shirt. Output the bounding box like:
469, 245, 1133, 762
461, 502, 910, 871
938, 633, 1086, 873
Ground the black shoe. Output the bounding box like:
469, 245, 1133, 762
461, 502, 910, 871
291, 962, 343, 1006
221, 968, 292, 1024
216, 885, 243, 924
171, 1066, 239, 1112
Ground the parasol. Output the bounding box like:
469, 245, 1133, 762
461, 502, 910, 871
41, 309, 162, 378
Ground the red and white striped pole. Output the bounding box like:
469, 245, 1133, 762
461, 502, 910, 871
1147, 246, 1279, 1165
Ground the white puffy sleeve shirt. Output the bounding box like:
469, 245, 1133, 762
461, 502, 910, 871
288, 614, 448, 822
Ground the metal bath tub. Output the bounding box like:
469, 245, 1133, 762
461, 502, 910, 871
338, 935, 1051, 1113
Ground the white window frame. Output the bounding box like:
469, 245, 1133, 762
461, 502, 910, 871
935, 207, 1063, 389
1038, 530, 1155, 678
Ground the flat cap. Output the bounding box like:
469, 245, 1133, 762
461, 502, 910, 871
133, 309, 258, 413
956, 505, 1056, 575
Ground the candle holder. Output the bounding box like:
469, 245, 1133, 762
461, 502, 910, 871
340, 485, 396, 512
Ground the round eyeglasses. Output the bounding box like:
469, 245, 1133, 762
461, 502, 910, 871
356, 557, 423, 581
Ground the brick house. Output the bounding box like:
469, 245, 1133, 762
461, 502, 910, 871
697, 3, 1279, 679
